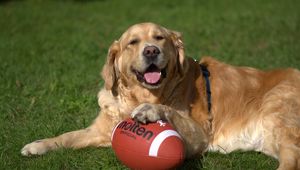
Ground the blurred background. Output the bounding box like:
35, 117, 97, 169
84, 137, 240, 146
0, 0, 299, 169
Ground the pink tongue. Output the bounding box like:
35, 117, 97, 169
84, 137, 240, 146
144, 72, 161, 84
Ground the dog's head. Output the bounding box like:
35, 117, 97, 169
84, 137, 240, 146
102, 23, 186, 94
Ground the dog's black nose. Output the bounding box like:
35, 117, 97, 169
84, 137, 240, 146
143, 46, 160, 58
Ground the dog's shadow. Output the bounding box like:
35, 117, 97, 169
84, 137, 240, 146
177, 156, 203, 170
177, 151, 278, 170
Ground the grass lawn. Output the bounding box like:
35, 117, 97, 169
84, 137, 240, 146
1, 0, 299, 169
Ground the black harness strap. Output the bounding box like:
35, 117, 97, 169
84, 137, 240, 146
200, 64, 212, 113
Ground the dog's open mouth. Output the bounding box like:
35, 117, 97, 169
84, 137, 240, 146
133, 64, 167, 87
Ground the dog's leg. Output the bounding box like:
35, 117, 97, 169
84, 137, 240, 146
275, 130, 300, 170
132, 103, 209, 158
21, 111, 121, 156
277, 145, 299, 170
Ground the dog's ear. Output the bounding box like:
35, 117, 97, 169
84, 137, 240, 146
169, 30, 187, 76
101, 41, 120, 93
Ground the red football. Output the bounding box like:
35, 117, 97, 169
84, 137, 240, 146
111, 118, 185, 170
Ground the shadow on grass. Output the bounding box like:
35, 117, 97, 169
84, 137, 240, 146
0, 0, 12, 5
177, 151, 278, 170
59, 0, 108, 2
178, 157, 203, 170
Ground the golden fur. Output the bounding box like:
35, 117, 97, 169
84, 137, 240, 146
21, 23, 300, 170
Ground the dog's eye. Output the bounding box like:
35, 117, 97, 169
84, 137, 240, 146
128, 39, 139, 46
154, 35, 164, 41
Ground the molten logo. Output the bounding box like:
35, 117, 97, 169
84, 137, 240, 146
117, 120, 154, 140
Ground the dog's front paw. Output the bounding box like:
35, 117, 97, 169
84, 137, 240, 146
131, 103, 162, 124
21, 140, 49, 156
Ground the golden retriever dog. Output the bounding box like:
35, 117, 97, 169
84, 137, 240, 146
21, 22, 300, 170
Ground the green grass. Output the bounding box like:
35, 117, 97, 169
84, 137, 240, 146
0, 0, 299, 169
